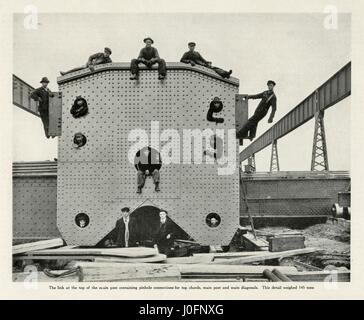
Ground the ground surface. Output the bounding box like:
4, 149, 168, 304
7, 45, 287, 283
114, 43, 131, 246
256, 220, 350, 269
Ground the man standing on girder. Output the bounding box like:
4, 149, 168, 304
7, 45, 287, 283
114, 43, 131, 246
237, 80, 277, 140
130, 37, 167, 80
180, 42, 232, 79
30, 77, 54, 138
59, 47, 112, 76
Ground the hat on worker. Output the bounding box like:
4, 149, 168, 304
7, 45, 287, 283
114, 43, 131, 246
121, 207, 130, 212
188, 42, 196, 47
40, 77, 50, 83
143, 37, 154, 44
104, 47, 112, 54
267, 80, 276, 86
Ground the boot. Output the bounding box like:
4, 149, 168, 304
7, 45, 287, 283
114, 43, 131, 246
130, 74, 138, 80
158, 74, 165, 80
137, 187, 142, 194
155, 183, 160, 192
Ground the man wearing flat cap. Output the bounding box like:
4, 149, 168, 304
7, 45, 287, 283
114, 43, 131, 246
60, 47, 112, 76
106, 207, 140, 248
180, 42, 232, 79
130, 37, 167, 80
30, 77, 54, 138
237, 80, 277, 140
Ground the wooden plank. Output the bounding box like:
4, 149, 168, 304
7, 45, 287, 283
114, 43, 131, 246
194, 251, 268, 260
75, 262, 181, 282
166, 254, 214, 264
13, 238, 64, 255
14, 255, 95, 261
211, 247, 319, 265
94, 254, 167, 263
284, 270, 350, 282
268, 236, 306, 252
28, 246, 158, 258
242, 233, 269, 251
178, 264, 297, 275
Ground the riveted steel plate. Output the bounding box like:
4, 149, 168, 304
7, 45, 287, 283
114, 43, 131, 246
58, 63, 240, 245
13, 176, 60, 241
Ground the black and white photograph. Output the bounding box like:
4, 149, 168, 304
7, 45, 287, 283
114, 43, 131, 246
1, 0, 364, 301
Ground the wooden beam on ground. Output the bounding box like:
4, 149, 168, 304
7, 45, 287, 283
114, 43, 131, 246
13, 238, 64, 255
284, 270, 350, 282
178, 264, 297, 278
211, 248, 319, 265
166, 254, 214, 264
26, 246, 158, 258
93, 254, 167, 263
242, 233, 269, 251
194, 251, 268, 260
74, 262, 181, 282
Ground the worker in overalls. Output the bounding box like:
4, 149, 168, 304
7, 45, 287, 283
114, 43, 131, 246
237, 80, 277, 140
130, 37, 167, 80
180, 42, 232, 78
60, 47, 112, 75
30, 77, 54, 138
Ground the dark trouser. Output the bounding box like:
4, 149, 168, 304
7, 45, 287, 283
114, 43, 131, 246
237, 118, 259, 139
39, 107, 49, 137
130, 59, 166, 76
210, 66, 231, 78
137, 169, 160, 188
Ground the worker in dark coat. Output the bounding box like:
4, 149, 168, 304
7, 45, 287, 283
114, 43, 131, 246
30, 77, 54, 138
108, 207, 139, 248
237, 80, 277, 140
180, 42, 232, 79
153, 210, 174, 255
135, 146, 162, 194
130, 37, 167, 80
60, 47, 112, 75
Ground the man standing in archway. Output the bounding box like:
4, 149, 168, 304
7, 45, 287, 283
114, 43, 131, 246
109, 207, 139, 248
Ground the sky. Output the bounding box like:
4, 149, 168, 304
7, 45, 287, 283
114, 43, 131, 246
13, 13, 351, 171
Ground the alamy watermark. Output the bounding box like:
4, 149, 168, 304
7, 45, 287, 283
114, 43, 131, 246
128, 121, 237, 175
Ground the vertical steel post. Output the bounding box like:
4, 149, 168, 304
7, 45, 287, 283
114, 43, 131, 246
248, 154, 256, 172
270, 140, 280, 172
311, 91, 329, 171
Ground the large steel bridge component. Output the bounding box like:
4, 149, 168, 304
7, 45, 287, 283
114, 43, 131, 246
240, 62, 351, 165
56, 62, 241, 246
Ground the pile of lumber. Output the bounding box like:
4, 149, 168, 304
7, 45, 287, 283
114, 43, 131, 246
13, 239, 166, 264
12, 238, 350, 282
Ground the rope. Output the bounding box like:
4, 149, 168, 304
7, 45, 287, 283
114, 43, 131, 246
43, 268, 80, 278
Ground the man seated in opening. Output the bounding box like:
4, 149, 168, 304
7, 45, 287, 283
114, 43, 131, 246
130, 37, 166, 80
135, 146, 162, 194
60, 47, 112, 76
